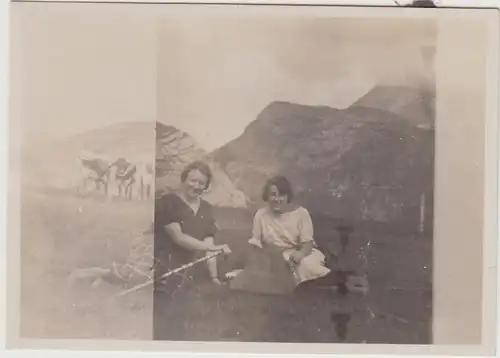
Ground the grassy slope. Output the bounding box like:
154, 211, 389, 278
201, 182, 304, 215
20, 189, 154, 339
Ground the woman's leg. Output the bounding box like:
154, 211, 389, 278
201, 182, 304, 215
288, 248, 331, 284
203, 237, 222, 284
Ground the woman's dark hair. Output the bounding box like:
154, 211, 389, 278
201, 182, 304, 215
180, 160, 212, 190
262, 175, 294, 203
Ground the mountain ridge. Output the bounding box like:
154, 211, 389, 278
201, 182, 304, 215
209, 89, 435, 229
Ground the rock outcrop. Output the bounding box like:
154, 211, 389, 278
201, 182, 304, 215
155, 122, 248, 208
210, 87, 434, 230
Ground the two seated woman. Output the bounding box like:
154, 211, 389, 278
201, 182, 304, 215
154, 160, 366, 295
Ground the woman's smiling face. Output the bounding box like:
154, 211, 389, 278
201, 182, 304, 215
182, 169, 208, 200
267, 184, 288, 213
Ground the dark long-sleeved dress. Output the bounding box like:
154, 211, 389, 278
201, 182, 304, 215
153, 192, 218, 292
153, 192, 218, 340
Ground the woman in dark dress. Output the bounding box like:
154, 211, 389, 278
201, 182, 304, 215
153, 160, 231, 291
153, 161, 231, 340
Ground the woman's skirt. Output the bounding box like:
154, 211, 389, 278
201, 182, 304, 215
282, 248, 331, 285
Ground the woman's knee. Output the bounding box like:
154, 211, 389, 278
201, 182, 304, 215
204, 237, 215, 245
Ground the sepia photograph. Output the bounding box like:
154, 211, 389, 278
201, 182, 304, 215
152, 14, 435, 344
6, 2, 498, 356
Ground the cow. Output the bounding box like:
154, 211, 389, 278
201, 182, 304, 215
78, 152, 154, 201
109, 157, 138, 200
77, 152, 111, 197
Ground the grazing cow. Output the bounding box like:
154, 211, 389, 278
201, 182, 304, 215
78, 152, 111, 197
109, 157, 137, 200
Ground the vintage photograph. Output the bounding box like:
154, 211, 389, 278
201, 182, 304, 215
152, 15, 435, 344
8, 2, 498, 354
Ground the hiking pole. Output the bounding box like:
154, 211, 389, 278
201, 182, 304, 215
116, 250, 224, 297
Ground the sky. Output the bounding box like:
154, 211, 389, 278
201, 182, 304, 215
13, 5, 158, 149
14, 5, 435, 152
158, 16, 435, 150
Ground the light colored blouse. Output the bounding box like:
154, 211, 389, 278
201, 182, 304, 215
249, 205, 330, 284
251, 206, 316, 249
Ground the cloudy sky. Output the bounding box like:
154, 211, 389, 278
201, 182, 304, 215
158, 16, 435, 150
14, 5, 435, 152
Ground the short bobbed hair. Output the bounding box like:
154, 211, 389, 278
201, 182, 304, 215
261, 175, 294, 203
180, 161, 212, 190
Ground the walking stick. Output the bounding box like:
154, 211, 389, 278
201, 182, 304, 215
116, 250, 224, 297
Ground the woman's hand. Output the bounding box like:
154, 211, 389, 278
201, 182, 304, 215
211, 244, 232, 255
289, 250, 306, 266
288, 241, 313, 267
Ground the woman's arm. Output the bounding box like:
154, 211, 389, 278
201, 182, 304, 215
290, 208, 315, 264
248, 209, 264, 248
289, 241, 313, 265
296, 241, 314, 256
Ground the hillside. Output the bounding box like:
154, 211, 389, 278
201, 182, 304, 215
351, 85, 435, 128
21, 121, 248, 208
210, 93, 435, 230
22, 122, 156, 189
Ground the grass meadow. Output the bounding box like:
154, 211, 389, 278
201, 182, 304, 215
19, 188, 432, 344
